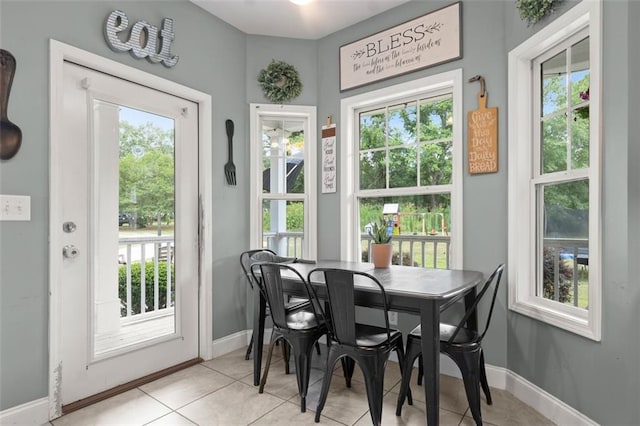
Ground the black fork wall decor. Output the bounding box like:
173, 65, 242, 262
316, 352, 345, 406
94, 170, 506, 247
224, 119, 237, 185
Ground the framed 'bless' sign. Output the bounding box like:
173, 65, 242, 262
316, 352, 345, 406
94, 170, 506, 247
339, 2, 462, 91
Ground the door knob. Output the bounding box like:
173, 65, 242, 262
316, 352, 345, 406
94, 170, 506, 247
63, 245, 80, 259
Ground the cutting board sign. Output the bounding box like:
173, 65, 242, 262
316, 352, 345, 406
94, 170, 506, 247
467, 94, 498, 174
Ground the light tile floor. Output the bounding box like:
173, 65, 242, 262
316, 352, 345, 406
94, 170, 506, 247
52, 346, 555, 425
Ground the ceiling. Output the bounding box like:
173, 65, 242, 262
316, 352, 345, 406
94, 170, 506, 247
189, 0, 411, 40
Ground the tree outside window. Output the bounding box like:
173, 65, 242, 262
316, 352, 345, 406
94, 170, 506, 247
537, 36, 590, 309
357, 94, 455, 268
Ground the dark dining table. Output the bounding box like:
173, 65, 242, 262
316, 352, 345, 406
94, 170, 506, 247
251, 260, 484, 426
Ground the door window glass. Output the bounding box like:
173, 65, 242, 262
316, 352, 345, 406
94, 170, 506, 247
94, 103, 177, 357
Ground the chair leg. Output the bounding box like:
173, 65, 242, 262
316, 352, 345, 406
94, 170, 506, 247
245, 332, 254, 360
340, 357, 356, 388
290, 334, 319, 413
315, 348, 340, 423
282, 340, 291, 374
394, 339, 412, 406
396, 335, 422, 416
315, 341, 322, 356
479, 350, 492, 405
359, 353, 388, 426
449, 348, 483, 426
417, 354, 423, 386
259, 332, 279, 394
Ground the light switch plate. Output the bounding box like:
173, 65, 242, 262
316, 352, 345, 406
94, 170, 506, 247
388, 311, 398, 325
0, 195, 31, 221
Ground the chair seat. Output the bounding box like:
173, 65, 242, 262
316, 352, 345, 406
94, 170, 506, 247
409, 323, 479, 345
288, 296, 309, 304
284, 298, 311, 312
285, 309, 325, 330
355, 323, 402, 347
264, 298, 310, 317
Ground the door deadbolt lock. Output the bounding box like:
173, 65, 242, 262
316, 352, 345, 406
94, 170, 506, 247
63, 222, 76, 233
63, 245, 80, 259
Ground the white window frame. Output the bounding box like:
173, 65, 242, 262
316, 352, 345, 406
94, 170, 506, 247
340, 70, 463, 268
249, 103, 317, 259
508, 0, 602, 340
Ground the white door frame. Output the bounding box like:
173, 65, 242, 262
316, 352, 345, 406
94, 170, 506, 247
48, 40, 213, 419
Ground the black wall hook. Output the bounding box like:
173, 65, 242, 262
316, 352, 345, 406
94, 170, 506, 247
468, 75, 486, 98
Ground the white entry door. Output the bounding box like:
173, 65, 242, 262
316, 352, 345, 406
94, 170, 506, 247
55, 61, 199, 406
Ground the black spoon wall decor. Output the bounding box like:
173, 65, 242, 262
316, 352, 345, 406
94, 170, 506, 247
0, 49, 22, 160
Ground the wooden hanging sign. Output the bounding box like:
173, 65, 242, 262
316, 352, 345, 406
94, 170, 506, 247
321, 117, 337, 194
467, 76, 498, 174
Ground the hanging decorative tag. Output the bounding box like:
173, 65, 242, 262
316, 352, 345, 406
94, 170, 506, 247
467, 76, 498, 174
321, 117, 336, 194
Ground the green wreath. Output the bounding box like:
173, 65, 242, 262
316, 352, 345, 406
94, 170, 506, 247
258, 60, 302, 103
516, 0, 562, 26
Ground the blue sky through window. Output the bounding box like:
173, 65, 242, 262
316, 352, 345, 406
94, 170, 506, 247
119, 106, 174, 132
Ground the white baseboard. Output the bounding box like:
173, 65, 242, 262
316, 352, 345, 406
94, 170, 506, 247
0, 397, 49, 425
409, 357, 594, 426
262, 328, 273, 344
211, 329, 250, 358
210, 327, 279, 359
505, 369, 598, 426
484, 363, 507, 389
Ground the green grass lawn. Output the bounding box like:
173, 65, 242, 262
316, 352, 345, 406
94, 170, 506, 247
575, 267, 589, 309
561, 261, 589, 309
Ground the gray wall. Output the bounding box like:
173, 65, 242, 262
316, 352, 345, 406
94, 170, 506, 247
246, 35, 318, 106
0, 0, 249, 410
503, 1, 639, 424
628, 1, 640, 424
315, 0, 510, 372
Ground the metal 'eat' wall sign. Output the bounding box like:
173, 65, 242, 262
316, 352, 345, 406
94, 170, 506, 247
104, 10, 179, 68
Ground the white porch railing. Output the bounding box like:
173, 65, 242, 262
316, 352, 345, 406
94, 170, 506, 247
543, 237, 589, 308
263, 231, 451, 269
263, 232, 304, 258
361, 233, 451, 269
118, 236, 174, 322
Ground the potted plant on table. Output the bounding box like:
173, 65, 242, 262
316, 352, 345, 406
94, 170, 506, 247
368, 217, 393, 268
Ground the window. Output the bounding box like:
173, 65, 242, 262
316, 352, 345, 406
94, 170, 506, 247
249, 104, 317, 259
508, 1, 601, 340
340, 70, 463, 269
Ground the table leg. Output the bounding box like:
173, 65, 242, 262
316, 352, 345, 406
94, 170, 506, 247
421, 300, 440, 426
253, 288, 266, 386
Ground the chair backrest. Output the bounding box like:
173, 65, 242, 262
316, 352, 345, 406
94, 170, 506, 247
308, 268, 392, 347
250, 262, 320, 331
448, 264, 505, 344
239, 249, 289, 290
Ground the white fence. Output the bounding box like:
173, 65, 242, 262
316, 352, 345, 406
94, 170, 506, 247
118, 236, 174, 321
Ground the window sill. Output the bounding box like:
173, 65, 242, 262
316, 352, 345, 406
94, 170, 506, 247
509, 297, 600, 342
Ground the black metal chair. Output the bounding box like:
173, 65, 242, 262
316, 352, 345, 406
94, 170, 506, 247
250, 262, 327, 412
240, 249, 309, 362
308, 268, 412, 426
396, 264, 505, 426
